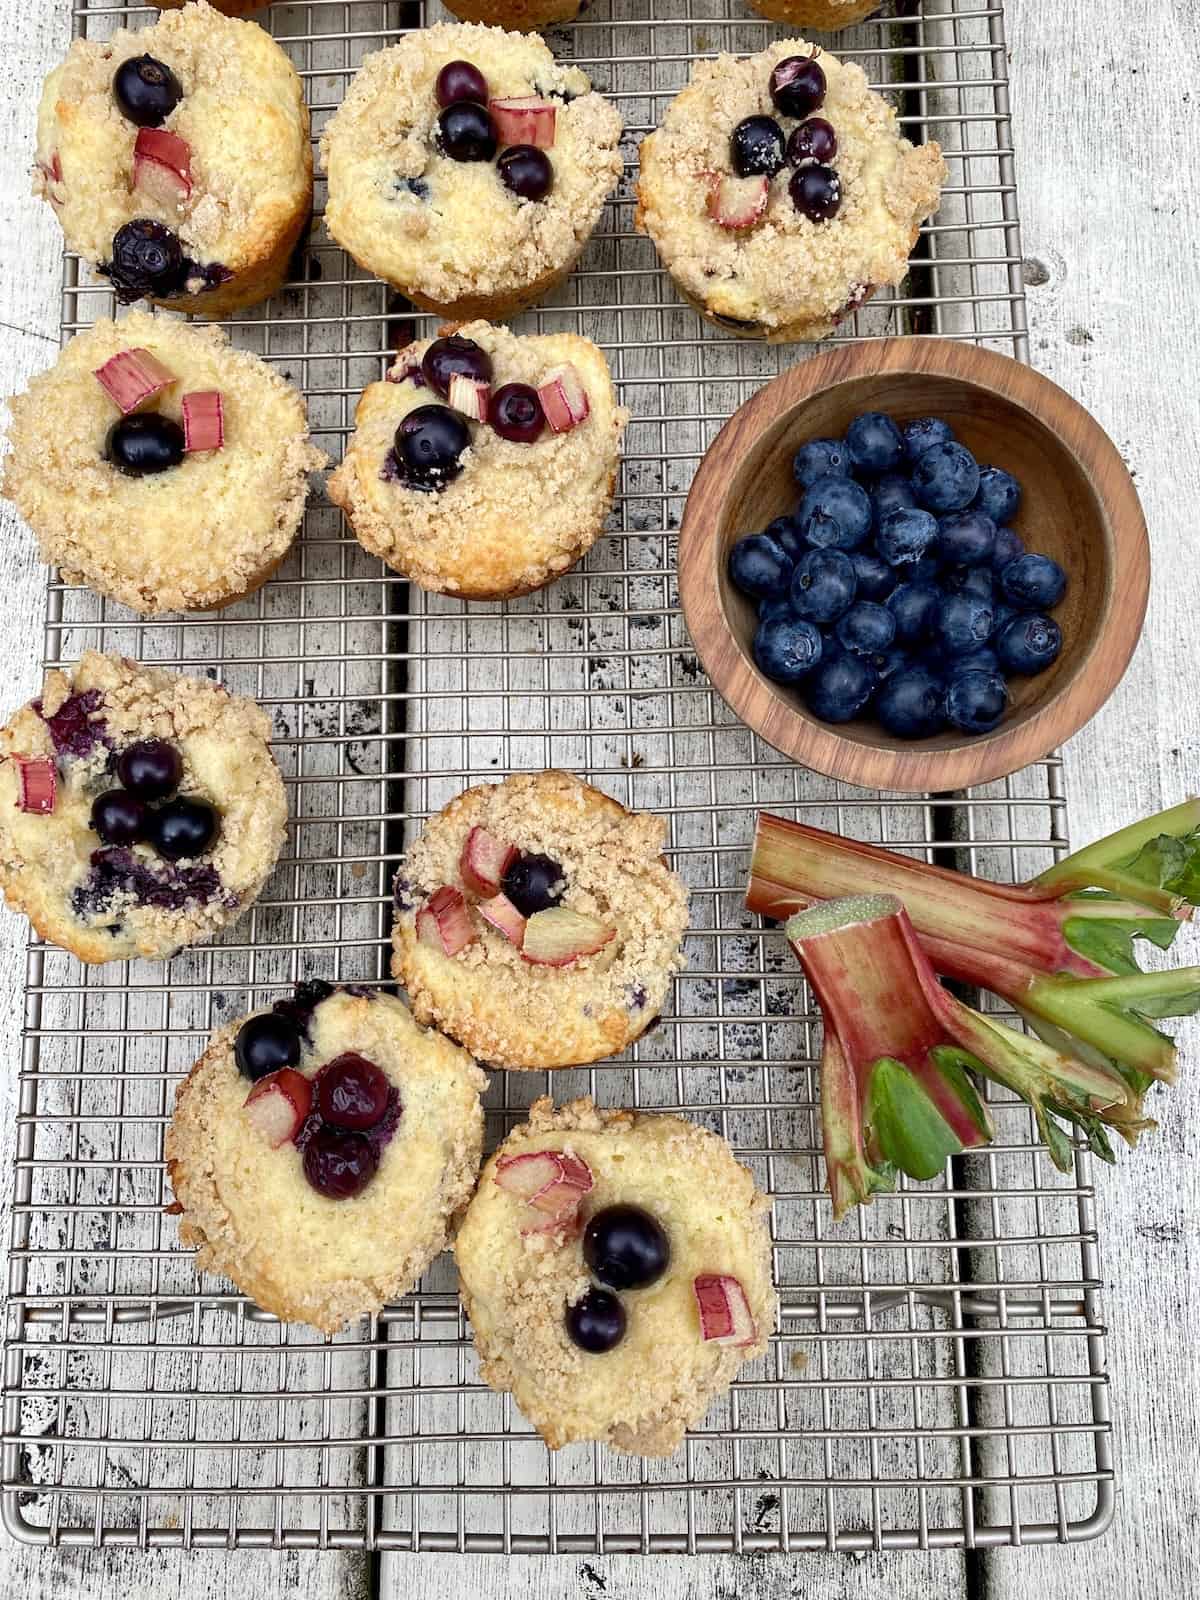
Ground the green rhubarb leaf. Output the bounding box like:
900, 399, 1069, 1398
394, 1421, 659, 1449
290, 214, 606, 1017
865, 1057, 967, 1182
1112, 831, 1200, 906
928, 1047, 993, 1140
1062, 912, 1182, 977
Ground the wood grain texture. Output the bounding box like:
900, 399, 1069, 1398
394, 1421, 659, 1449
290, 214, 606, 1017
678, 339, 1148, 793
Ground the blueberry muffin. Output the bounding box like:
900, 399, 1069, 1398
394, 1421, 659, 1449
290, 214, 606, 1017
636, 39, 946, 341
327, 321, 627, 600
0, 652, 287, 964
167, 984, 487, 1334
747, 0, 880, 26
34, 0, 312, 317
0, 311, 325, 616
455, 1096, 776, 1455
320, 23, 623, 319
392, 771, 689, 1070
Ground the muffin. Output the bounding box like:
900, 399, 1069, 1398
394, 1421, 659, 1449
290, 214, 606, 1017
320, 22, 623, 319
0, 311, 326, 615
0, 651, 287, 964
34, 0, 312, 317
154, 1, 269, 12
391, 771, 689, 1070
327, 321, 627, 600
636, 39, 946, 341
455, 1096, 776, 1455
167, 983, 487, 1334
746, 0, 880, 26
439, 0, 581, 30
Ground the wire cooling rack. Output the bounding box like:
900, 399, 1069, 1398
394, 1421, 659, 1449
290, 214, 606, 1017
1, 0, 1114, 1554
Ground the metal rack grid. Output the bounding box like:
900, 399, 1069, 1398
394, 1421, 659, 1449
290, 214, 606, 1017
1, 0, 1114, 1554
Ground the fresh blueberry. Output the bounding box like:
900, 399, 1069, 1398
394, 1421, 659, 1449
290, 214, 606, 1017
850, 549, 896, 602
870, 473, 917, 527
498, 145, 554, 202
435, 101, 497, 162
886, 581, 940, 645
876, 506, 939, 568
235, 1012, 302, 1082
789, 163, 841, 222
936, 592, 994, 654
583, 1204, 670, 1291
729, 533, 794, 599
502, 852, 564, 916
796, 475, 872, 551
902, 416, 954, 461
990, 525, 1025, 572
790, 548, 857, 624
421, 335, 493, 398
435, 59, 489, 107
147, 797, 218, 861
805, 652, 877, 723
770, 55, 827, 118
112, 54, 183, 128
488, 383, 545, 444
937, 508, 996, 567
753, 615, 823, 684
104, 219, 184, 302
844, 412, 904, 477
566, 1287, 626, 1353
792, 438, 850, 490
394, 405, 470, 492
90, 789, 148, 846
106, 413, 185, 476
911, 441, 981, 514
730, 115, 786, 178
941, 564, 994, 601
758, 595, 792, 623
995, 613, 1063, 675
974, 465, 1022, 526
317, 1052, 391, 1132
835, 600, 896, 657
948, 645, 1000, 678
303, 1126, 378, 1200
786, 116, 837, 165
763, 515, 805, 563
116, 738, 181, 802
872, 645, 909, 682
946, 669, 1009, 734
909, 555, 941, 586
876, 666, 947, 739
999, 552, 1067, 610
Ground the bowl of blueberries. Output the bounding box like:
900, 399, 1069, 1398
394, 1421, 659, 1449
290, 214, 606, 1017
678, 339, 1149, 791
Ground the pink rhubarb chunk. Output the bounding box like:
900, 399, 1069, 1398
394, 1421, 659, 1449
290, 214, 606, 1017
536, 364, 590, 434
489, 97, 557, 149
94, 347, 177, 415
132, 126, 193, 207
448, 373, 490, 424
181, 390, 224, 453
243, 1067, 313, 1149
494, 1148, 594, 1233
521, 905, 614, 967
459, 825, 518, 898
416, 885, 477, 957
707, 174, 769, 232
478, 891, 526, 947
693, 1273, 758, 1347
13, 757, 56, 815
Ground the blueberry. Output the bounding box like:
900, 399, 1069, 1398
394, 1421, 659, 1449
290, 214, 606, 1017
909, 555, 941, 585
435, 101, 497, 162
106, 413, 185, 477
786, 117, 837, 166
90, 789, 148, 846
949, 645, 1000, 678
763, 514, 805, 563
835, 600, 896, 657
147, 797, 218, 861
873, 645, 909, 682
753, 615, 823, 684
887, 581, 940, 645
974, 465, 1022, 526
942, 564, 994, 601
758, 595, 793, 623
991, 525, 1025, 572
995, 613, 1063, 675
104, 219, 185, 303
235, 1012, 302, 1082
805, 652, 877, 723
112, 54, 183, 128
394, 405, 470, 492
303, 1126, 378, 1200
946, 669, 1009, 734
498, 145, 553, 202
935, 592, 994, 654
876, 666, 947, 739
117, 738, 181, 801
844, 412, 905, 477
729, 533, 794, 599
730, 115, 786, 178
911, 441, 981, 514
583, 1204, 670, 1291
789, 163, 841, 222
850, 549, 896, 602
421, 335, 493, 398
792, 438, 850, 490
999, 552, 1067, 611
489, 382, 545, 444
435, 60, 489, 107
902, 417, 954, 461
566, 1287, 626, 1354
937, 509, 996, 567
770, 55, 827, 119
317, 1052, 391, 1132
502, 852, 564, 916
796, 475, 872, 551
870, 473, 917, 527
790, 548, 857, 624
876, 506, 939, 568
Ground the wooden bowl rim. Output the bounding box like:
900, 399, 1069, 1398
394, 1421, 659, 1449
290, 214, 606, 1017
678, 338, 1149, 794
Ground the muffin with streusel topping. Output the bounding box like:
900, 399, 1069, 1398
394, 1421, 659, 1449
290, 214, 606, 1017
636, 38, 946, 341
327, 321, 626, 600
391, 771, 690, 1070
320, 22, 624, 319
0, 651, 287, 964
747, 0, 880, 27
34, 1, 312, 317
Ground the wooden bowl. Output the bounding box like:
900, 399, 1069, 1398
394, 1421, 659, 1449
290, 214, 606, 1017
678, 339, 1149, 793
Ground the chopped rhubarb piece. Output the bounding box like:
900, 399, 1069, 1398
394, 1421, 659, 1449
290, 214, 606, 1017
527, 1151, 592, 1214
489, 97, 556, 149
243, 1067, 313, 1149
536, 364, 590, 434
693, 1274, 758, 1347
494, 1149, 563, 1201
707, 173, 769, 232
387, 346, 424, 384
132, 126, 192, 207
447, 373, 490, 424
459, 825, 518, 898
93, 347, 176, 415
43, 150, 62, 184
415, 885, 477, 957
522, 906, 614, 967
494, 1148, 594, 1234
478, 892, 526, 947
13, 756, 56, 815
181, 389, 224, 452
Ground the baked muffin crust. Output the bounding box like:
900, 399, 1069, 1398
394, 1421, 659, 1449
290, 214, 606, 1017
747, 0, 881, 27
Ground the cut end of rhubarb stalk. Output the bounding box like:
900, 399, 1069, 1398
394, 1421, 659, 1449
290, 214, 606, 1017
489, 97, 557, 149
132, 126, 192, 208
13, 756, 56, 815
243, 1067, 313, 1148
459, 825, 518, 898
94, 348, 177, 415
478, 891, 526, 947
784, 894, 900, 943
181, 390, 224, 453
494, 1147, 593, 1234
522, 906, 614, 967
707, 173, 769, 231
693, 1274, 757, 1347
416, 885, 477, 957
537, 364, 589, 434
448, 373, 489, 424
